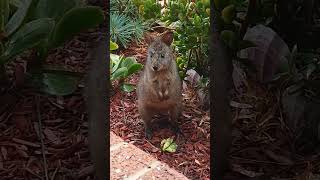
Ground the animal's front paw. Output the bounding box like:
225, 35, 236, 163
170, 123, 181, 134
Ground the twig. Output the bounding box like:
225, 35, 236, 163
35, 95, 49, 180
25, 167, 43, 180
183, 49, 193, 77
121, 92, 127, 124
51, 167, 59, 180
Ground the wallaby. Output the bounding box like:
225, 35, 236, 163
136, 31, 182, 139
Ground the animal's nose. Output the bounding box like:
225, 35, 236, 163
153, 66, 158, 71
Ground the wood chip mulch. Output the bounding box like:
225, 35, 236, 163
0, 8, 107, 179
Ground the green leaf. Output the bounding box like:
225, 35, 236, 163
0, 18, 55, 64
110, 40, 118, 51
220, 30, 238, 49
29, 72, 79, 96
221, 4, 235, 24
110, 54, 123, 73
110, 54, 121, 64
111, 67, 128, 80
0, 0, 10, 31
121, 83, 135, 93
34, 0, 80, 20
5, 0, 33, 36
52, 6, 104, 48
160, 138, 177, 153
121, 57, 136, 68
9, 0, 21, 8
127, 63, 143, 75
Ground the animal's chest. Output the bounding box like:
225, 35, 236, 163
146, 99, 175, 112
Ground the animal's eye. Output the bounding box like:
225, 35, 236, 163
160, 54, 165, 58
150, 52, 154, 57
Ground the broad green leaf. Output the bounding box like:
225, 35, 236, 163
33, 0, 80, 20
220, 30, 238, 50
121, 57, 136, 68
110, 54, 121, 64
110, 40, 118, 51
0, 0, 10, 31
221, 4, 235, 24
127, 63, 143, 75
160, 138, 177, 153
110, 54, 123, 73
9, 0, 21, 8
0, 18, 55, 64
111, 67, 128, 80
5, 0, 32, 36
52, 6, 104, 48
121, 83, 135, 93
42, 73, 79, 96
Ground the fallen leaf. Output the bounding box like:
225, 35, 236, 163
161, 138, 177, 153
232, 164, 264, 177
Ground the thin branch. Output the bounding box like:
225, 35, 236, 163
35, 95, 49, 180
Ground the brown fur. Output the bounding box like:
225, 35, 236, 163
137, 31, 182, 139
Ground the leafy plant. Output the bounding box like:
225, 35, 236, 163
110, 0, 139, 19
110, 40, 143, 93
0, 0, 105, 96
110, 12, 146, 48
161, 0, 210, 79
133, 0, 161, 20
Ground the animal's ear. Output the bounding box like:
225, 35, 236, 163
144, 33, 154, 45
160, 31, 174, 46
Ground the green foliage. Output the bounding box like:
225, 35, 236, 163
28, 72, 80, 96
0, 0, 104, 96
0, 0, 10, 31
110, 56, 143, 84
161, 138, 177, 153
51, 6, 104, 48
4, 0, 32, 36
110, 12, 145, 48
110, 0, 139, 19
135, 0, 161, 20
110, 40, 119, 51
161, 0, 210, 78
110, 40, 143, 93
34, 0, 85, 21
0, 18, 55, 64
